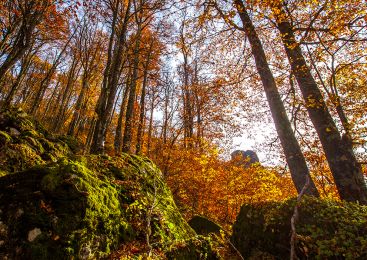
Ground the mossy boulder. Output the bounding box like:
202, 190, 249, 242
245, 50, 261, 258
0, 107, 77, 174
0, 108, 221, 259
0, 154, 221, 259
189, 216, 221, 235
231, 196, 367, 259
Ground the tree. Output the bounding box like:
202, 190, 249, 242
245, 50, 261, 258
68, 19, 104, 136
207, 0, 319, 196
270, 1, 367, 203
91, 0, 132, 154
0, 0, 63, 85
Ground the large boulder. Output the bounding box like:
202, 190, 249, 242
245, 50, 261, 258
231, 150, 259, 168
0, 108, 221, 259
231, 196, 367, 259
0, 155, 203, 259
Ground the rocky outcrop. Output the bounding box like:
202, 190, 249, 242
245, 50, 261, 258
231, 150, 259, 167
0, 107, 79, 175
0, 108, 221, 259
231, 196, 367, 259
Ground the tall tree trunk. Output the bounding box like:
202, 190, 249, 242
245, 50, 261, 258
53, 58, 80, 132
147, 89, 156, 155
234, 0, 319, 196
91, 0, 131, 154
68, 72, 89, 136
136, 42, 153, 154
42, 79, 61, 120
3, 49, 34, 107
272, 3, 367, 203
0, 19, 38, 84
135, 74, 147, 154
85, 118, 96, 153
114, 84, 130, 154
122, 16, 142, 153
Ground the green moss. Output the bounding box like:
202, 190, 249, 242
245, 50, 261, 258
231, 196, 367, 259
0, 170, 7, 177
0, 108, 72, 175
85, 154, 196, 244
57, 135, 82, 153
0, 143, 45, 173
0, 153, 212, 259
0, 108, 219, 259
0, 130, 12, 144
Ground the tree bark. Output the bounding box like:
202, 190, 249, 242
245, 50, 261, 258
114, 83, 130, 154
68, 72, 89, 136
136, 40, 153, 154
122, 8, 143, 153
147, 88, 156, 155
53, 57, 80, 132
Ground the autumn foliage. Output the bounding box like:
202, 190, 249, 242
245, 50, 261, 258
1, 0, 367, 229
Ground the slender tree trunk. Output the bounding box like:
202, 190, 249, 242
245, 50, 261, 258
272, 3, 367, 203
0, 20, 38, 84
135, 81, 147, 154
122, 18, 142, 153
136, 44, 153, 154
85, 118, 96, 153
114, 86, 129, 154
182, 51, 194, 148
147, 90, 156, 155
4, 50, 34, 107
91, 0, 131, 154
53, 58, 80, 131
68, 73, 89, 136
195, 92, 202, 148
234, 0, 319, 196
42, 80, 61, 120
91, 0, 120, 153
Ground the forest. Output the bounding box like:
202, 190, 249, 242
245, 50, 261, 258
0, 0, 367, 259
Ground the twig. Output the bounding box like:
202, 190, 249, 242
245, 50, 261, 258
290, 176, 310, 260
227, 238, 244, 260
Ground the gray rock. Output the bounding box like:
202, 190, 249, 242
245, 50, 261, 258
231, 150, 259, 167
9, 127, 20, 136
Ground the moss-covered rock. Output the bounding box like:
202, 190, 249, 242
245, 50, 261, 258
0, 154, 222, 259
0, 108, 221, 259
0, 107, 75, 174
189, 216, 222, 235
231, 196, 367, 259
